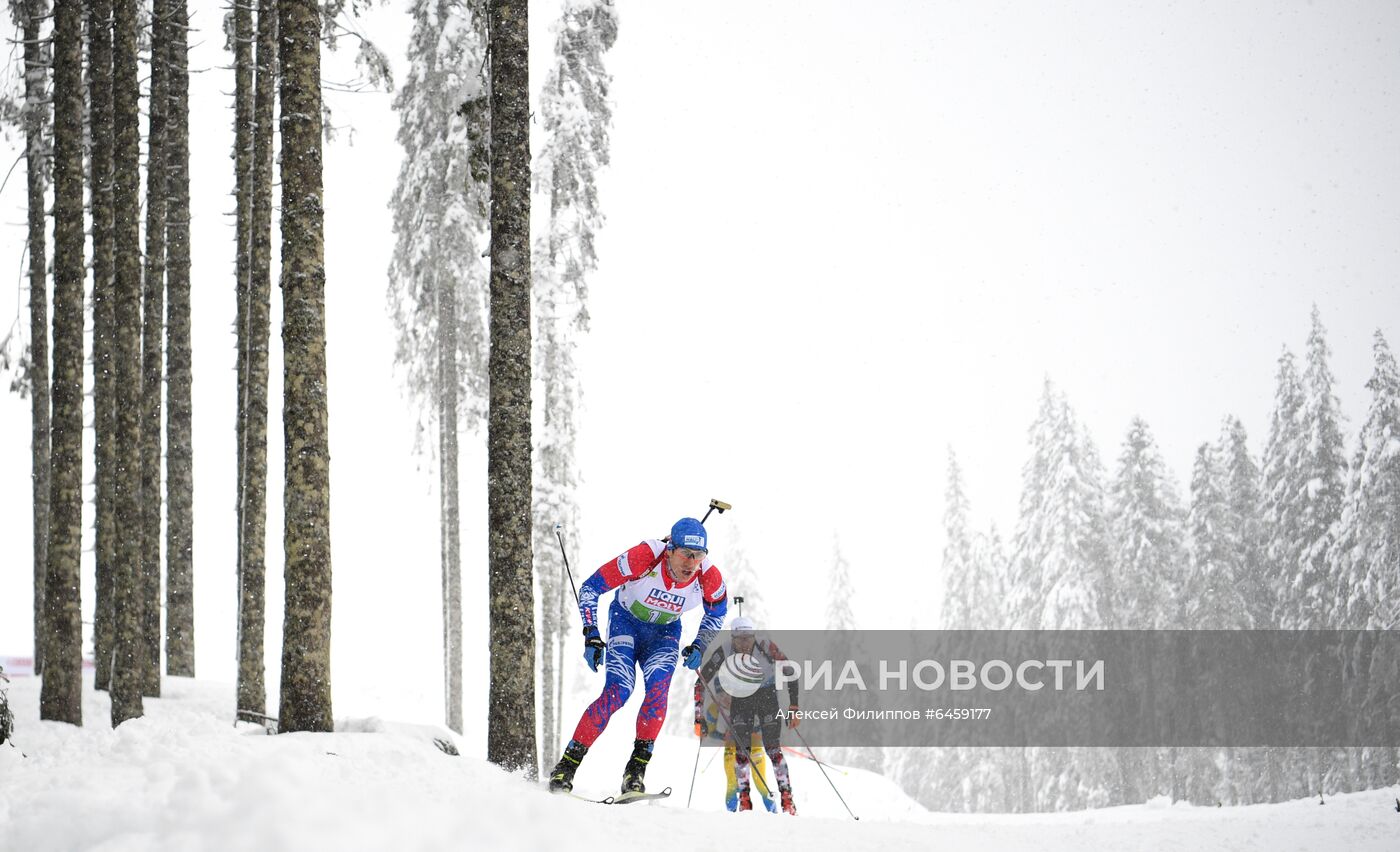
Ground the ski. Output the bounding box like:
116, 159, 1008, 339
557, 786, 672, 805
608, 787, 672, 805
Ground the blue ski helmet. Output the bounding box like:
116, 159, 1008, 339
669, 517, 708, 553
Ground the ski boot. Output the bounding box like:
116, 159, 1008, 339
780, 789, 797, 815
737, 787, 753, 811
548, 740, 588, 793
620, 738, 654, 795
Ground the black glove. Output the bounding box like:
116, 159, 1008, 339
582, 625, 606, 672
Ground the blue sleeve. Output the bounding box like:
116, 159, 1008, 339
579, 568, 611, 629
694, 595, 727, 650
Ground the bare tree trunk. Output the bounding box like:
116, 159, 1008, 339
539, 558, 556, 761
555, 562, 566, 753
89, 0, 117, 692
20, 0, 51, 681
39, 0, 85, 725
163, 0, 194, 676
109, 0, 145, 728
276, 0, 332, 734
439, 272, 462, 734
233, 0, 255, 714
238, 0, 276, 720
139, 0, 171, 698
486, 0, 536, 775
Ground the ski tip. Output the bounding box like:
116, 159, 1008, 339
609, 787, 672, 805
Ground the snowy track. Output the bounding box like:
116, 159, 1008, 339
1, 677, 1396, 852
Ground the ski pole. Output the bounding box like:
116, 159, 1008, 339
686, 733, 703, 808
554, 523, 581, 606
782, 746, 849, 774
696, 671, 775, 800
792, 727, 859, 820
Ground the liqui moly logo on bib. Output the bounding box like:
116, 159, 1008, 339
643, 589, 685, 612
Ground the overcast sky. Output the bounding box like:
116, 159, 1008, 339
2, 0, 1398, 744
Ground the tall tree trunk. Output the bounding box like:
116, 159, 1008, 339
163, 0, 194, 676
555, 560, 566, 755
486, 0, 536, 774
277, 0, 332, 734
40, 0, 85, 725
238, 0, 276, 719
109, 0, 146, 727
233, 0, 255, 714
20, 0, 51, 681
439, 272, 462, 734
539, 558, 556, 762
538, 183, 562, 765
89, 0, 117, 692
139, 0, 171, 698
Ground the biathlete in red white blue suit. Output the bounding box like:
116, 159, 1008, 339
548, 518, 728, 795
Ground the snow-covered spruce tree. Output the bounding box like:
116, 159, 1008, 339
1105, 418, 1185, 804
1209, 415, 1267, 806
1018, 390, 1113, 632
928, 457, 1009, 810
388, 0, 489, 735
827, 535, 856, 630
1293, 311, 1351, 797
824, 535, 884, 773
1007, 381, 1113, 630
1011, 382, 1117, 810
968, 519, 1019, 813
718, 524, 766, 625
939, 448, 977, 629
1333, 330, 1400, 631
1208, 418, 1267, 802
532, 0, 616, 758
1177, 442, 1246, 805
1006, 380, 1059, 629
972, 523, 1008, 628
1260, 347, 1305, 630
908, 468, 1010, 813
907, 448, 976, 811
1260, 312, 1351, 799
1293, 306, 1349, 629
1184, 443, 1249, 629
1256, 349, 1307, 802
1108, 417, 1185, 630
1298, 309, 1356, 796
1216, 416, 1267, 629
1329, 330, 1400, 790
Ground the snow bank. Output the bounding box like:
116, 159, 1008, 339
1, 675, 1396, 851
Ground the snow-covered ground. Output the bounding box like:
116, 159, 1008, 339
2, 676, 1397, 851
